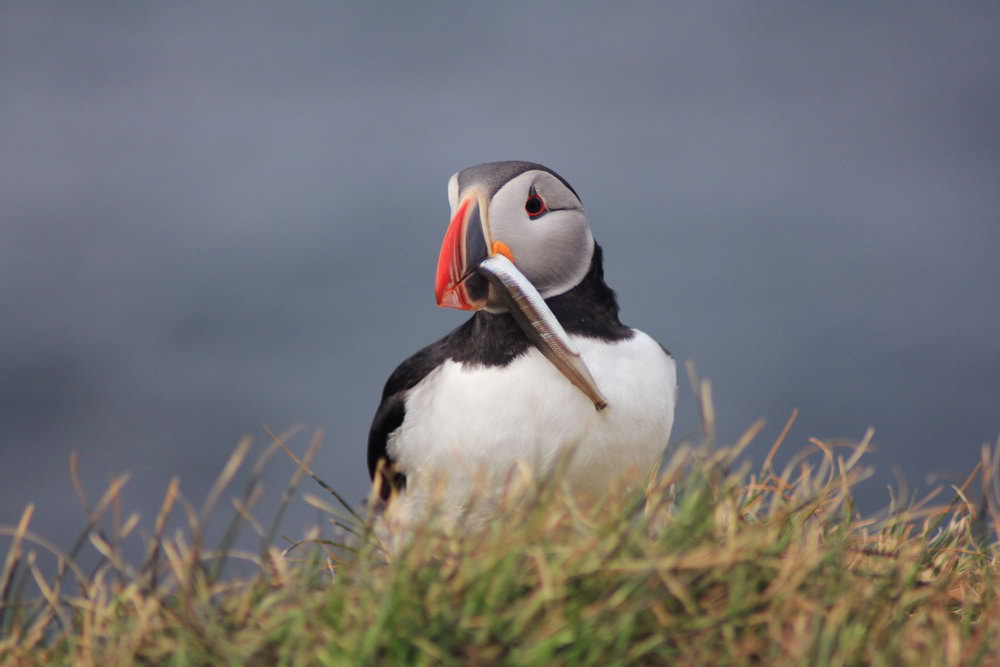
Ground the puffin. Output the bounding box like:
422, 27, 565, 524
368, 161, 676, 527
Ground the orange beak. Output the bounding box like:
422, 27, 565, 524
434, 192, 491, 310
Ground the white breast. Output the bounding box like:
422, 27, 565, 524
384, 330, 677, 527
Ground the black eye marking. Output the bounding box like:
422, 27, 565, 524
525, 186, 547, 219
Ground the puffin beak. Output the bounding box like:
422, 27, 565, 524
435, 191, 491, 310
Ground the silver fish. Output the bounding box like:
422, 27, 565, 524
478, 255, 608, 410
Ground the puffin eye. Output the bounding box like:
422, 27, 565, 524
525, 188, 547, 218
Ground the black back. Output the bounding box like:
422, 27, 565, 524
366, 244, 632, 499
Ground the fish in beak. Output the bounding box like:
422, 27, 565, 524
434, 192, 608, 410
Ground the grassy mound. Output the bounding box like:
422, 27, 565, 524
2, 414, 998, 665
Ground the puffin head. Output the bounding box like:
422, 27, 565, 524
435, 161, 594, 311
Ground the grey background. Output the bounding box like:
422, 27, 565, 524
2, 3, 999, 548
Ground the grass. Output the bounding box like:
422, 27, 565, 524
1, 385, 999, 665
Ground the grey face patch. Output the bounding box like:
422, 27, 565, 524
446, 161, 593, 303
456, 161, 580, 202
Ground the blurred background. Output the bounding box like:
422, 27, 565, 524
2, 2, 999, 548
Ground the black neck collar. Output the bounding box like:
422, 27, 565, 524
444, 243, 633, 367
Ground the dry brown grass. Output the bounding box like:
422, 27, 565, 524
2, 391, 998, 665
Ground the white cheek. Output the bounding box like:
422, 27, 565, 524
497, 211, 593, 297
487, 171, 594, 298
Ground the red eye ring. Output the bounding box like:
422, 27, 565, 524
525, 189, 547, 218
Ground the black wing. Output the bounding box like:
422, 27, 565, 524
366, 306, 539, 501
367, 338, 451, 501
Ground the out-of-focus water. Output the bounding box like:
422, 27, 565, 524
2, 3, 999, 549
